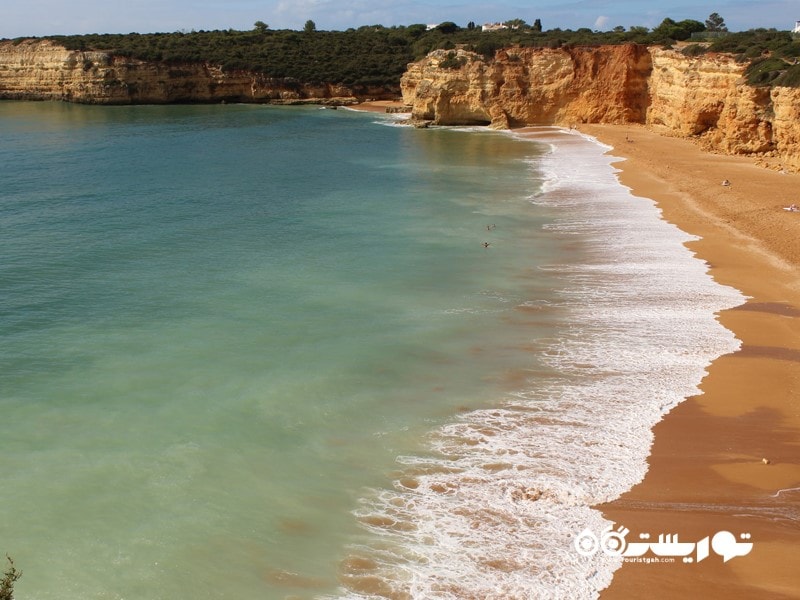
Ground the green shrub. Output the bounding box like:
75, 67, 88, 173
775, 42, 800, 59
773, 63, 800, 86
475, 38, 501, 58
439, 51, 467, 69
745, 57, 788, 86
681, 44, 708, 56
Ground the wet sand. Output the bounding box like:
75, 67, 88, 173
579, 124, 800, 599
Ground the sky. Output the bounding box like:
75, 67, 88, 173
2, 0, 798, 39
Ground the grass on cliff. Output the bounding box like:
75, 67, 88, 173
30, 23, 800, 89
682, 28, 800, 86
745, 57, 800, 86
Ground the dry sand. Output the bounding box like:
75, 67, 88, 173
578, 124, 800, 599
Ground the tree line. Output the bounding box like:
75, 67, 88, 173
11, 15, 796, 88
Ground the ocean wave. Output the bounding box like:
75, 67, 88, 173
327, 128, 745, 600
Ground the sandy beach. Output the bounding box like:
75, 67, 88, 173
348, 100, 800, 596
578, 124, 800, 599
349, 99, 408, 113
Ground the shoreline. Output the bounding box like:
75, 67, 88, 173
577, 124, 800, 598
344, 103, 799, 595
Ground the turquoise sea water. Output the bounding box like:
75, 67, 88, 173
0, 102, 744, 599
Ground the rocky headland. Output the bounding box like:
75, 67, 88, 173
401, 45, 800, 171
0, 38, 389, 105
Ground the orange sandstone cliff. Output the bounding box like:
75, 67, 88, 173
0, 39, 385, 105
401, 45, 800, 171
401, 45, 652, 128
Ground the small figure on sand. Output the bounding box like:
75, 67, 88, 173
783, 203, 799, 212
625, 134, 633, 143
721, 179, 731, 187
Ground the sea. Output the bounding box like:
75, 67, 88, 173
0, 101, 744, 599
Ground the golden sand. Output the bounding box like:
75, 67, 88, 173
578, 124, 800, 599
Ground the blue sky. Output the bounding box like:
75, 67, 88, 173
2, 0, 798, 39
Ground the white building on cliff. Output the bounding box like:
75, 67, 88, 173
794, 20, 800, 33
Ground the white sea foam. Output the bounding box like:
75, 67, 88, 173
327, 128, 745, 599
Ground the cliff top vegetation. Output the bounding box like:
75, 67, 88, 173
11, 18, 799, 88
681, 28, 800, 86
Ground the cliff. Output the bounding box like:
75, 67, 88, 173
401, 45, 800, 171
3, 39, 800, 170
0, 39, 388, 104
401, 45, 652, 128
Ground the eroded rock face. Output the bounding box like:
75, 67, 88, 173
0, 39, 390, 104
401, 45, 653, 128
645, 48, 776, 155
401, 45, 800, 170
770, 86, 800, 171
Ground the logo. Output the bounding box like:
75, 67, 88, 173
574, 524, 753, 563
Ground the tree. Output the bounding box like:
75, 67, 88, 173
436, 22, 460, 34
676, 19, 706, 38
406, 24, 427, 39
652, 17, 677, 38
467, 21, 476, 31
253, 21, 269, 33
304, 19, 316, 33
653, 17, 705, 41
705, 12, 727, 32
533, 19, 542, 32
504, 18, 527, 30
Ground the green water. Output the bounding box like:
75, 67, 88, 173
0, 102, 559, 598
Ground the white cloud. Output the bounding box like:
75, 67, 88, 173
594, 15, 610, 30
